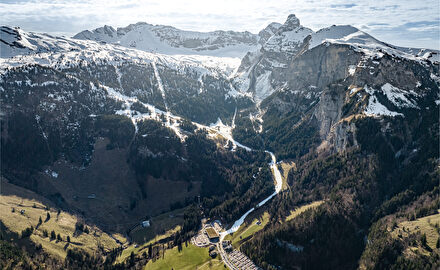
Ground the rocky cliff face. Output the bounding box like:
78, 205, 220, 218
249, 29, 438, 158
237, 21, 439, 270
233, 15, 438, 102
233, 15, 313, 101
257, 22, 282, 45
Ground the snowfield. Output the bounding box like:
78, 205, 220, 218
0, 26, 242, 78
73, 22, 260, 59
308, 25, 439, 64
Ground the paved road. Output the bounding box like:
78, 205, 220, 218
217, 242, 239, 270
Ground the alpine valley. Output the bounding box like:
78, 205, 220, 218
1, 13, 439, 270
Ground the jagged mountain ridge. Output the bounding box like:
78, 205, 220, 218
3, 14, 438, 106
0, 25, 241, 75
73, 22, 261, 58
232, 14, 439, 101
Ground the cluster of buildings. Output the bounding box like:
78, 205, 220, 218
191, 219, 264, 269
222, 240, 233, 252
192, 220, 221, 246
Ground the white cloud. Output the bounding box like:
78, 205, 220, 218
0, 0, 438, 49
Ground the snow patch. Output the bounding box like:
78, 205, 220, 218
380, 83, 418, 109
254, 71, 273, 101
348, 65, 356, 76
364, 86, 403, 117
365, 95, 403, 117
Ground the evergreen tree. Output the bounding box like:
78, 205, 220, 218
148, 244, 152, 258
129, 251, 135, 267
421, 233, 427, 247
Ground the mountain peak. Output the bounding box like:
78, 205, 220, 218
282, 14, 301, 31
260, 14, 312, 57
258, 22, 282, 44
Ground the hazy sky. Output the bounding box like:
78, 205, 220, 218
1, 0, 439, 49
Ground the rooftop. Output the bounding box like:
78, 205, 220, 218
205, 227, 219, 239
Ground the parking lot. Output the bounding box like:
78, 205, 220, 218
227, 250, 261, 270
192, 230, 210, 247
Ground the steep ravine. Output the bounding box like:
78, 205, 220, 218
220, 149, 283, 240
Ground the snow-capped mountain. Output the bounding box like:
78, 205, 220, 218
0, 26, 241, 75
257, 22, 282, 45
233, 15, 439, 102
0, 26, 88, 58
73, 22, 260, 58
1, 13, 438, 144
308, 24, 440, 62
0, 25, 254, 129
233, 14, 314, 101
262, 14, 313, 55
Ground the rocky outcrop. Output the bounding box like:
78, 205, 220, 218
258, 22, 282, 45
285, 44, 362, 91
314, 83, 346, 139
234, 14, 313, 101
